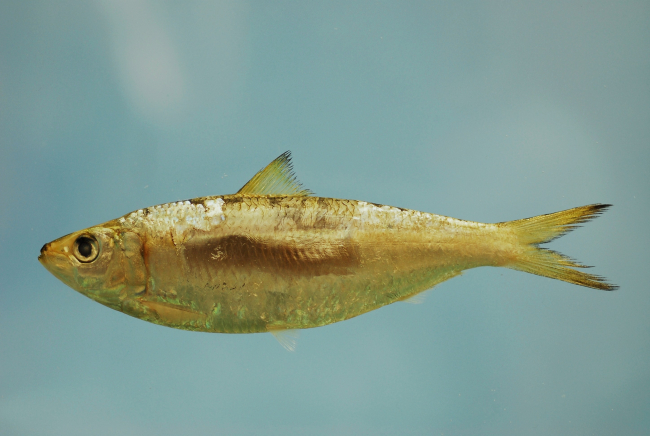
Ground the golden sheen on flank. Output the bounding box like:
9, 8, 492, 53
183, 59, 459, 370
39, 152, 616, 350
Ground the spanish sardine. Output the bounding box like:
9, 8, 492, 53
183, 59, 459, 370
39, 152, 616, 350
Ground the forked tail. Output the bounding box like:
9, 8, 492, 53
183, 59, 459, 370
500, 204, 617, 290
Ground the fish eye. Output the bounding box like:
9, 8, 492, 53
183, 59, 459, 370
73, 236, 99, 263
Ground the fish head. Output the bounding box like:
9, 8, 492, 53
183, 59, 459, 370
39, 222, 146, 311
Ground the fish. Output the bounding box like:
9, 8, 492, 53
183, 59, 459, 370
39, 151, 616, 350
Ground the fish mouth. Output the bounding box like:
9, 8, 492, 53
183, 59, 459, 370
38, 246, 82, 293
38, 244, 72, 274
39, 232, 76, 265
38, 243, 50, 263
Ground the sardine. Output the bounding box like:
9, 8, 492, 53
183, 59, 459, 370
39, 152, 616, 350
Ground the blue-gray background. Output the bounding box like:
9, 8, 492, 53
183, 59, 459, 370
1, 1, 648, 435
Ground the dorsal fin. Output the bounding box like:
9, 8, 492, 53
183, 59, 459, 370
237, 151, 313, 196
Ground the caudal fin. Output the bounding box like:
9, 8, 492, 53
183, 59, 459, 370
500, 204, 617, 290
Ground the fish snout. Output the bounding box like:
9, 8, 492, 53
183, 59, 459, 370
39, 233, 74, 262
39, 243, 50, 263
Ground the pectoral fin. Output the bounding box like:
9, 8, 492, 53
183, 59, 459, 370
270, 329, 300, 352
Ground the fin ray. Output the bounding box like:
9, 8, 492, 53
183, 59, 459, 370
502, 204, 617, 290
400, 291, 428, 304
500, 204, 611, 245
270, 329, 299, 351
237, 151, 313, 196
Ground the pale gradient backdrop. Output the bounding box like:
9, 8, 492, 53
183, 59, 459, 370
1, 1, 648, 435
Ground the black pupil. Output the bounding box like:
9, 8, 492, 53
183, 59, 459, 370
77, 238, 93, 257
